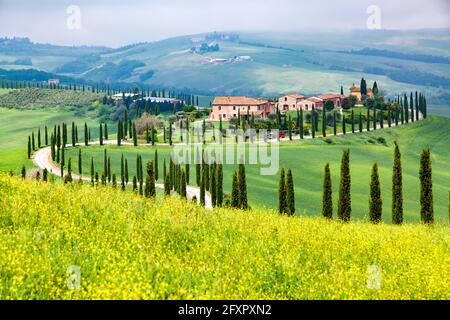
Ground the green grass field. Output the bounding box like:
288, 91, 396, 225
0, 107, 110, 172
63, 116, 450, 224
0, 174, 448, 299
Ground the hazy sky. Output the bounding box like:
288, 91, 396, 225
0, 0, 449, 47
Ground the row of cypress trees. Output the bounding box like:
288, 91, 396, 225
320, 143, 435, 224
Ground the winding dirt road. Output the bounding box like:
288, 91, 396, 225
32, 141, 212, 209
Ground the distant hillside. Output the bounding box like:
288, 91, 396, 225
0, 31, 450, 107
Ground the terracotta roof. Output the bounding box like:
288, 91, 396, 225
350, 87, 373, 93
318, 93, 344, 100
213, 96, 268, 106
303, 97, 323, 103
286, 94, 305, 99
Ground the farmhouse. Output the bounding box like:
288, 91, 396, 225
349, 83, 373, 101
298, 97, 324, 110
276, 94, 305, 111
209, 96, 274, 120
112, 93, 140, 101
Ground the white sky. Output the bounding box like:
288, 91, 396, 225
0, 0, 449, 47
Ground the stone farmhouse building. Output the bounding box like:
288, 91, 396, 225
349, 83, 373, 101
209, 96, 275, 120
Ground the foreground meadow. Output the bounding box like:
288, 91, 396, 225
0, 174, 448, 299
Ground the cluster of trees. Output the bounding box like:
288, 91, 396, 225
278, 168, 295, 215
195, 149, 225, 208
320, 143, 435, 224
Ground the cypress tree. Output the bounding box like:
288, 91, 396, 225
322, 110, 326, 137
78, 149, 82, 175
91, 157, 94, 186
133, 123, 138, 146
71, 122, 75, 147
124, 109, 128, 138
169, 121, 173, 145
125, 159, 129, 184
217, 162, 223, 207
366, 107, 371, 132
133, 176, 138, 193
152, 126, 156, 146
181, 170, 187, 199
369, 162, 382, 224
37, 128, 41, 149
342, 116, 346, 135
107, 157, 111, 183
299, 108, 304, 139
200, 171, 206, 207
121, 154, 125, 183
32, 131, 35, 150
311, 106, 316, 138
163, 159, 167, 184
196, 148, 201, 186
286, 169, 295, 216
164, 174, 171, 196
60, 147, 65, 178
337, 149, 351, 222
278, 168, 287, 214
154, 150, 158, 181
84, 123, 88, 146
392, 142, 403, 225
104, 123, 108, 140
373, 108, 377, 130
45, 126, 48, 146
21, 166, 26, 179
117, 120, 122, 146
231, 171, 239, 208
103, 149, 108, 177
210, 163, 216, 206
112, 173, 117, 189
51, 133, 55, 161
419, 148, 434, 224
388, 110, 392, 127
322, 163, 333, 219
238, 163, 248, 210
27, 136, 31, 159
99, 124, 103, 145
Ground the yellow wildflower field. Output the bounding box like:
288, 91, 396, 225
0, 174, 449, 300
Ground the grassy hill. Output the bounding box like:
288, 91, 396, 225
1, 31, 450, 112
0, 174, 448, 299
65, 116, 450, 224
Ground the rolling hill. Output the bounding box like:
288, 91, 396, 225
1, 30, 450, 113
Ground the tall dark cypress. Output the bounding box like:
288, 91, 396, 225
286, 169, 295, 216
32, 131, 35, 150
45, 126, 48, 146
71, 122, 76, 147
366, 107, 371, 132
373, 108, 377, 130
196, 148, 201, 186
200, 170, 206, 207
27, 136, 31, 159
154, 150, 159, 181
299, 108, 304, 139
133, 123, 138, 146
238, 163, 248, 210
337, 149, 351, 222
103, 149, 108, 177
117, 120, 122, 146
78, 149, 82, 175
278, 168, 287, 214
419, 148, 434, 224
216, 162, 223, 207
342, 116, 346, 135
125, 159, 129, 184
392, 142, 403, 225
90, 157, 94, 185
37, 128, 41, 149
60, 147, 65, 178
104, 123, 108, 140
369, 162, 382, 224
107, 157, 111, 183
311, 106, 316, 138
84, 123, 88, 146
322, 110, 326, 137
231, 171, 239, 208
210, 163, 216, 207
180, 170, 187, 198
99, 124, 103, 146
322, 163, 333, 219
